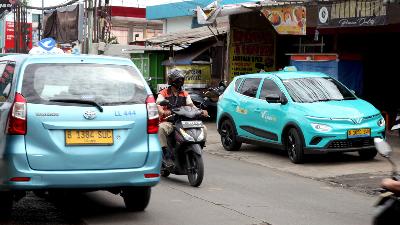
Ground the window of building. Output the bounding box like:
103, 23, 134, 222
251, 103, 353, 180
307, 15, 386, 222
111, 27, 129, 44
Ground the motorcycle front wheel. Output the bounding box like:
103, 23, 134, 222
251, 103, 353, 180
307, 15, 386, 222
186, 152, 204, 187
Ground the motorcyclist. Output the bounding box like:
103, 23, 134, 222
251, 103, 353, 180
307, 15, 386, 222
157, 68, 208, 167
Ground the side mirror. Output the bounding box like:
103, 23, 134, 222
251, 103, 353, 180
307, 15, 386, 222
265, 93, 287, 105
159, 99, 170, 107
374, 138, 392, 158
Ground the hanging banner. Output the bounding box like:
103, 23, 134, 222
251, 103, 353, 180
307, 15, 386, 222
166, 65, 211, 88
318, 0, 387, 28
229, 28, 275, 79
261, 6, 306, 35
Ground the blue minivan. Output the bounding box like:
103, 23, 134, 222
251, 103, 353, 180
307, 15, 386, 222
0, 53, 161, 215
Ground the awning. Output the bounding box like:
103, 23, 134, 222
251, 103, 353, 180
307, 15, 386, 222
146, 25, 228, 48
162, 44, 211, 66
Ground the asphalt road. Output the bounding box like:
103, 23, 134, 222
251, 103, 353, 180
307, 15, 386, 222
5, 122, 398, 225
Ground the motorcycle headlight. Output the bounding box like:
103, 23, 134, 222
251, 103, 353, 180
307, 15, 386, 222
311, 123, 332, 132
377, 117, 386, 127
179, 128, 195, 141
197, 128, 205, 141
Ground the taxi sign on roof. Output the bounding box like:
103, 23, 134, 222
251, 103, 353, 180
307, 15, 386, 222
29, 38, 64, 55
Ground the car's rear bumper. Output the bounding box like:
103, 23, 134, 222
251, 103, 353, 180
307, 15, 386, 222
0, 136, 161, 191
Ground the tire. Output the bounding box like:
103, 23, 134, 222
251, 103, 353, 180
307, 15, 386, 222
358, 148, 377, 160
122, 187, 151, 212
160, 167, 170, 177
220, 119, 242, 151
0, 192, 13, 219
187, 153, 204, 187
286, 128, 304, 164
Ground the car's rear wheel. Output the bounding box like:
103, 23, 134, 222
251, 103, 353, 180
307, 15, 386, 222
220, 119, 242, 151
286, 128, 304, 164
358, 148, 377, 160
0, 191, 13, 219
122, 187, 151, 212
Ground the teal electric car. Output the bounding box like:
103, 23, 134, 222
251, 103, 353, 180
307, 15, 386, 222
217, 67, 385, 164
0, 47, 161, 216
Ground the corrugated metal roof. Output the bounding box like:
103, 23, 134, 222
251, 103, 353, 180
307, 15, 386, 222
146, 25, 228, 48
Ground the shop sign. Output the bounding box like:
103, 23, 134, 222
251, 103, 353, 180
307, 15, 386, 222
318, 0, 387, 28
261, 6, 306, 35
229, 28, 275, 79
166, 65, 211, 88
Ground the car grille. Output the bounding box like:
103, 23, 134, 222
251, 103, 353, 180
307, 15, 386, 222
327, 138, 374, 149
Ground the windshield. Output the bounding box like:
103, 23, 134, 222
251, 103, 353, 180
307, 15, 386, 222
282, 77, 356, 103
22, 63, 147, 105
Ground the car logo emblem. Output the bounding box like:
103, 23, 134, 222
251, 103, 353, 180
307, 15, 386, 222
351, 118, 363, 124
83, 111, 96, 120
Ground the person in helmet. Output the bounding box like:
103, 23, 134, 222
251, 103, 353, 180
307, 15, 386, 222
157, 68, 208, 168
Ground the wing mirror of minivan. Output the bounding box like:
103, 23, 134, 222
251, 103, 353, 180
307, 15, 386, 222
265, 93, 288, 105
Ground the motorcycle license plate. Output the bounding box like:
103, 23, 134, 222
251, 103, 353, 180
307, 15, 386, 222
347, 128, 371, 138
181, 121, 203, 128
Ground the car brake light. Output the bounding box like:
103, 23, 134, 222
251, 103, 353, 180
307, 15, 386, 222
7, 93, 27, 135
9, 177, 31, 182
146, 95, 159, 134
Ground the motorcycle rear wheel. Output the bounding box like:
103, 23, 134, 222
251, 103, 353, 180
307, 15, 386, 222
187, 153, 204, 187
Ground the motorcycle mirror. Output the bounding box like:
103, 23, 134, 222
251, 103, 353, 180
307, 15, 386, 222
374, 138, 392, 158
159, 100, 170, 107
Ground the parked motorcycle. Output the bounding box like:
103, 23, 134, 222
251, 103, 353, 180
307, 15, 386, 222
188, 81, 227, 119
159, 100, 206, 187
373, 136, 400, 224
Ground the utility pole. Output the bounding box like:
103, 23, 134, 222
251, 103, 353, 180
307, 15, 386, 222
41, 0, 44, 40
87, 0, 93, 54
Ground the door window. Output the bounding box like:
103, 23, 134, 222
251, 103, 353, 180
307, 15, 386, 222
0, 61, 15, 102
238, 78, 261, 98
259, 79, 283, 102
234, 78, 243, 92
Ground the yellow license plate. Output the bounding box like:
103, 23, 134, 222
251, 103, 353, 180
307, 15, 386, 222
347, 128, 371, 138
65, 130, 113, 145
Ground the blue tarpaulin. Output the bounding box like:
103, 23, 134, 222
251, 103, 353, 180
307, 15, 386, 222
290, 60, 364, 96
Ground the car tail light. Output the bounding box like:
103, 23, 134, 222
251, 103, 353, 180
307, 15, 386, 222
146, 95, 159, 134
9, 177, 31, 182
144, 173, 160, 178
7, 93, 27, 135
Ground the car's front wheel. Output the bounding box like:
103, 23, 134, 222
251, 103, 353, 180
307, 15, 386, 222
220, 119, 242, 151
122, 187, 151, 212
358, 148, 377, 160
286, 128, 304, 164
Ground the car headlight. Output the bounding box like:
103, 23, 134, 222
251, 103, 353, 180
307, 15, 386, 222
311, 123, 332, 132
377, 117, 385, 127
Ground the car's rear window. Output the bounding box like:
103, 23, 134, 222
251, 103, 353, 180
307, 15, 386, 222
22, 63, 147, 105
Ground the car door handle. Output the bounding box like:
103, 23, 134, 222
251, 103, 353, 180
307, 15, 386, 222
254, 108, 261, 112
232, 102, 238, 106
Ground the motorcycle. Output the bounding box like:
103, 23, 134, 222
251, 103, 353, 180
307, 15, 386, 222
159, 100, 206, 187
373, 121, 400, 225
188, 81, 227, 119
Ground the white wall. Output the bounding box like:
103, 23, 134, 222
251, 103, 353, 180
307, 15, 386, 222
165, 16, 193, 33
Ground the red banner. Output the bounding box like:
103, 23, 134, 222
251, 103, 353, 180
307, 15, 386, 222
5, 21, 32, 53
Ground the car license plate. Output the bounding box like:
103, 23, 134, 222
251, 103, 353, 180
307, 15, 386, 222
65, 130, 113, 145
181, 121, 203, 129
347, 128, 371, 138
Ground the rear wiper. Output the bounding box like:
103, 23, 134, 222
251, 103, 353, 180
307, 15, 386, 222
49, 98, 104, 112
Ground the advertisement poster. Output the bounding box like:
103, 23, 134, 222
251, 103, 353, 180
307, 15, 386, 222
229, 28, 275, 79
318, 0, 387, 28
166, 65, 211, 88
261, 6, 306, 35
